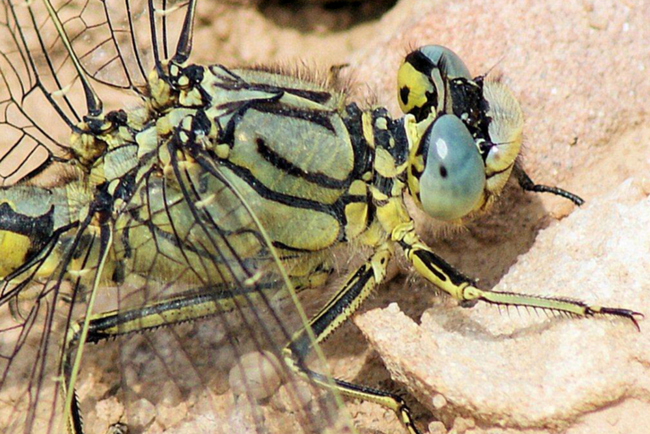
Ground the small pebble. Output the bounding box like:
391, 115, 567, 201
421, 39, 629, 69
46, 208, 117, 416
428, 420, 448, 434
432, 393, 447, 409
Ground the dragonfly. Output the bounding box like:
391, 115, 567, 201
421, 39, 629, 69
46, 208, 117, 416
0, 0, 642, 433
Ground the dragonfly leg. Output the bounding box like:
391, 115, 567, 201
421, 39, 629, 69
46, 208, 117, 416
60, 283, 279, 434
283, 242, 422, 434
392, 221, 643, 329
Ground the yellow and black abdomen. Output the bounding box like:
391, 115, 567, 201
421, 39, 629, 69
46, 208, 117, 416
0, 185, 80, 279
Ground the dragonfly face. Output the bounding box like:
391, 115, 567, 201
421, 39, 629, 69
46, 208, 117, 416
399, 45, 525, 221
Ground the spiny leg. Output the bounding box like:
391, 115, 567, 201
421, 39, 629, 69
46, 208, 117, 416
60, 280, 289, 434
392, 221, 643, 329
283, 243, 423, 434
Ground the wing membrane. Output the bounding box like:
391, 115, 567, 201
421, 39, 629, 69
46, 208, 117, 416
0, 0, 189, 185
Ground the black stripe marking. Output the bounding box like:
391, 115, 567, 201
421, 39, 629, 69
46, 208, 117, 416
405, 49, 435, 76
342, 102, 373, 179
216, 158, 342, 216
85, 289, 260, 343
291, 263, 374, 357
210, 64, 333, 105
191, 146, 351, 244
412, 248, 472, 286
0, 201, 54, 256
400, 86, 410, 105
255, 137, 348, 189
253, 101, 337, 133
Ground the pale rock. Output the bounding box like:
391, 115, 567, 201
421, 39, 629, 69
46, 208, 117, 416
356, 180, 650, 433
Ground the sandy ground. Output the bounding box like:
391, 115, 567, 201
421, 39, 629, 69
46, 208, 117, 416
1, 0, 649, 433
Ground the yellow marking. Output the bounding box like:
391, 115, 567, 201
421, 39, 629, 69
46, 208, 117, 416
0, 231, 30, 276
51, 83, 73, 98
369, 185, 388, 201
148, 67, 174, 110
358, 220, 386, 248
169, 63, 180, 77
406, 169, 422, 208
108, 181, 119, 196
244, 271, 263, 287
390, 178, 406, 197
215, 144, 230, 159
195, 193, 216, 209
113, 198, 126, 213
66, 268, 92, 278
374, 147, 397, 177
154, 3, 184, 17
278, 92, 330, 111
344, 202, 368, 239
348, 180, 367, 196
376, 195, 410, 234
361, 112, 375, 149
374, 148, 408, 178
158, 143, 172, 167
118, 125, 134, 143
397, 61, 432, 113
135, 158, 155, 185
266, 204, 339, 250
486, 166, 513, 199
305, 268, 330, 289
403, 115, 418, 146
163, 163, 174, 178
70, 128, 106, 167
180, 89, 203, 106
136, 127, 159, 157
88, 165, 107, 188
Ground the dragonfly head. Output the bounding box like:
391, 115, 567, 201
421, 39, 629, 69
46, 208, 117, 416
400, 46, 524, 222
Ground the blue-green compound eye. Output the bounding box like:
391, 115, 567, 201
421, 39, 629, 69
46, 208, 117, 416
420, 115, 486, 221
417, 45, 471, 81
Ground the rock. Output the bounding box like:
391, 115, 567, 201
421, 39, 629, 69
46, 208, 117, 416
352, 1, 650, 431
356, 179, 650, 433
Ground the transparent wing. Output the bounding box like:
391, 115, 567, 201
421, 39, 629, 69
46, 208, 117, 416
0, 0, 349, 432
0, 0, 187, 185
92, 139, 347, 433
